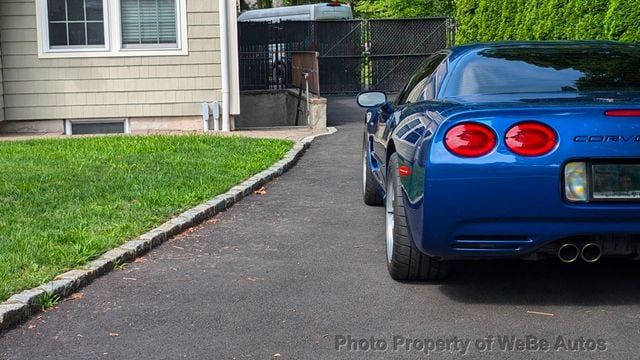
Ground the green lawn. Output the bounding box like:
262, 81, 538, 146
0, 135, 293, 301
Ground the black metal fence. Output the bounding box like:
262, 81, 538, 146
369, 18, 450, 91
315, 20, 363, 94
238, 18, 453, 94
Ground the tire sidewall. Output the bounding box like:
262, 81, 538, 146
386, 153, 407, 270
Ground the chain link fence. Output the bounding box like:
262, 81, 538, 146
238, 18, 453, 94
369, 18, 450, 92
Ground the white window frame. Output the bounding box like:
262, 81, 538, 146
38, 0, 111, 53
36, 0, 188, 58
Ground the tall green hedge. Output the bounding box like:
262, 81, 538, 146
454, 0, 640, 44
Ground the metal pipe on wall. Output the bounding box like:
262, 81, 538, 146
218, 0, 230, 131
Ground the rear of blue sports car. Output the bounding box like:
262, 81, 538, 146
406, 42, 640, 264
360, 41, 640, 280
417, 103, 640, 262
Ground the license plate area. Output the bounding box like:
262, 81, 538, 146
592, 162, 640, 201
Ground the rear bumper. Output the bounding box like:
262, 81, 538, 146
415, 170, 640, 259
418, 217, 640, 259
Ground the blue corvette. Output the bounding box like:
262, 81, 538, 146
359, 41, 640, 281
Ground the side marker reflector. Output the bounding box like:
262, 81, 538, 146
605, 110, 640, 117
398, 165, 411, 177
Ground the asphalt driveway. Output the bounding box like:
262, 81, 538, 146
2, 97, 640, 359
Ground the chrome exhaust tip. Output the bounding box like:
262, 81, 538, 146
558, 243, 580, 263
581, 243, 602, 263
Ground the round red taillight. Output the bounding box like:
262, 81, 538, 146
505, 121, 557, 156
444, 123, 497, 157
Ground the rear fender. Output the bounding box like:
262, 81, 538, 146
390, 112, 439, 170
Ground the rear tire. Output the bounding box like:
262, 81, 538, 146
363, 135, 383, 206
386, 153, 450, 281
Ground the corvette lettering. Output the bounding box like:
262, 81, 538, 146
574, 135, 640, 142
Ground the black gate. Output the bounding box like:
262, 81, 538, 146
238, 18, 453, 94
314, 20, 363, 94
238, 21, 314, 90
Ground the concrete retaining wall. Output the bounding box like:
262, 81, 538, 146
235, 89, 326, 129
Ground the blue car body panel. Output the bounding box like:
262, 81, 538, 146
364, 41, 640, 260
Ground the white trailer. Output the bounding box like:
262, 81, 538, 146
238, 3, 353, 22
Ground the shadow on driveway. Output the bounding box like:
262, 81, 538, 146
435, 259, 640, 306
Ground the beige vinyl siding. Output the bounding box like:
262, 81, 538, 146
0, 0, 223, 121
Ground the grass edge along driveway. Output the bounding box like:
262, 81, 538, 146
0, 134, 294, 302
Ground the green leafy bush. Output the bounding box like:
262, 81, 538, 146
355, 0, 455, 19
454, 0, 640, 44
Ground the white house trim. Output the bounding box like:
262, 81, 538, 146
35, 0, 189, 58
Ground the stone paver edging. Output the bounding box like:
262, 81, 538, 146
0, 127, 337, 332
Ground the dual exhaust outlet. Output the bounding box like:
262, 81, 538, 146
557, 243, 602, 263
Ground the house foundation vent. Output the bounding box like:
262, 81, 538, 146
66, 119, 129, 135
